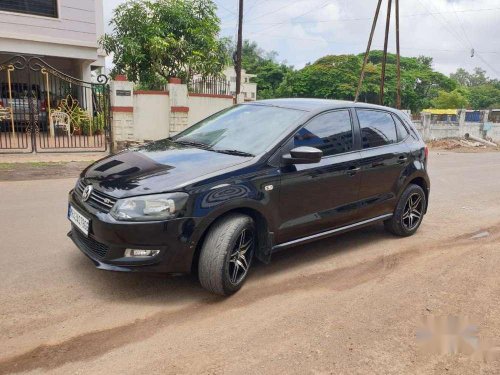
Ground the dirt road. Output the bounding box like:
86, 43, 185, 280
0, 151, 499, 374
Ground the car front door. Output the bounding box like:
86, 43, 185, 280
354, 109, 412, 219
276, 109, 362, 244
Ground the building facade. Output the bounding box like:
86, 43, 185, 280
0, 0, 105, 80
222, 67, 257, 101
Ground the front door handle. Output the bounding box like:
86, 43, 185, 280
398, 156, 408, 164
347, 166, 360, 176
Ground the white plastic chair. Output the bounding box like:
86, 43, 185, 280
51, 111, 71, 136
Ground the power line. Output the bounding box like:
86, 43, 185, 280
217, 2, 237, 16
240, 6, 500, 26
451, 3, 500, 76
417, 0, 500, 77
244, 0, 265, 18
244, 32, 500, 55
250, 0, 332, 37
245, 0, 305, 23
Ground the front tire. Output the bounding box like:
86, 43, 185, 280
198, 214, 255, 295
384, 184, 426, 237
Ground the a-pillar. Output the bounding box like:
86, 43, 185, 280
110, 75, 134, 151
168, 77, 189, 135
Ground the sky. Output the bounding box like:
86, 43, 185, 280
102, 0, 500, 79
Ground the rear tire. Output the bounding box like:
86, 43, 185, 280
198, 214, 255, 296
384, 184, 426, 237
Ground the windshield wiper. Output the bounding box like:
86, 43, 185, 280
174, 140, 253, 157
212, 149, 254, 157
174, 139, 211, 149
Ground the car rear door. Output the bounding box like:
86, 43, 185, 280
354, 109, 412, 219
276, 109, 362, 244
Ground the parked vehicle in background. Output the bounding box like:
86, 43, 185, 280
0, 82, 46, 125
67, 99, 430, 295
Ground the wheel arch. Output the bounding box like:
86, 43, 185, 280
190, 206, 273, 274
405, 175, 429, 213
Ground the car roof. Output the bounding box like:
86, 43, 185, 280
249, 98, 401, 114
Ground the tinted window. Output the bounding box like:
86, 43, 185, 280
294, 110, 353, 157
357, 110, 397, 149
393, 115, 409, 141
0, 0, 58, 18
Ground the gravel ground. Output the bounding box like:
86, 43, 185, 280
0, 161, 92, 181
0, 150, 499, 374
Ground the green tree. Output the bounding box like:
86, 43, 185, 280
227, 40, 292, 99
275, 51, 455, 113
468, 85, 500, 109
450, 67, 488, 87
277, 54, 361, 100
101, 0, 229, 89
431, 89, 469, 109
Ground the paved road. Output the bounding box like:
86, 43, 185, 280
1, 151, 499, 374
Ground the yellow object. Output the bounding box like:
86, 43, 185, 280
41, 68, 54, 138
422, 109, 458, 115
7, 65, 15, 135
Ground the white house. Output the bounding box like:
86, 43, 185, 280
223, 67, 257, 101
0, 0, 105, 81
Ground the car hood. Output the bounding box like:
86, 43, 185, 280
82, 139, 252, 198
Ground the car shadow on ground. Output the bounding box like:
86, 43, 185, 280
67, 222, 395, 305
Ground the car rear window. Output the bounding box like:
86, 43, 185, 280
393, 115, 410, 141
357, 109, 398, 149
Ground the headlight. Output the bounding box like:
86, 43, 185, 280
110, 192, 188, 221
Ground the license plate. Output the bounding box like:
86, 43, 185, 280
68, 205, 90, 236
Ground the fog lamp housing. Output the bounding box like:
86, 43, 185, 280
125, 249, 160, 258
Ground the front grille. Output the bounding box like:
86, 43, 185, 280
75, 179, 117, 213
71, 226, 109, 259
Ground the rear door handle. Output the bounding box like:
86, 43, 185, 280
347, 166, 360, 176
398, 156, 408, 164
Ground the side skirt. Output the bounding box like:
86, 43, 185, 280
272, 214, 393, 252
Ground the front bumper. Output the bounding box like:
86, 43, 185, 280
67, 190, 200, 274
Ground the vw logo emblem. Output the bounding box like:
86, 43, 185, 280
82, 185, 93, 201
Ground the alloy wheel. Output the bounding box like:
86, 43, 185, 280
402, 193, 423, 231
228, 228, 254, 285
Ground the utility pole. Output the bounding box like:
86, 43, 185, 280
395, 0, 401, 109
380, 0, 392, 105
355, 0, 383, 102
235, 0, 244, 97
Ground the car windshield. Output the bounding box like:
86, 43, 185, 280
173, 104, 305, 155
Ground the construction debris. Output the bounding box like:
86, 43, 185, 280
464, 133, 499, 147
427, 137, 500, 152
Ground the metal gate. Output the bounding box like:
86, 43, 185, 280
0, 55, 110, 153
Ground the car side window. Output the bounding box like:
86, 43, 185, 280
294, 110, 353, 157
393, 115, 409, 141
357, 109, 398, 149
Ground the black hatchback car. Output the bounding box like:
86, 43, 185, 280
68, 99, 430, 295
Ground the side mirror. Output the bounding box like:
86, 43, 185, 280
282, 146, 323, 165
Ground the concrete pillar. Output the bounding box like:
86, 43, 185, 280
482, 110, 490, 123
236, 93, 245, 104
458, 109, 466, 137
481, 110, 490, 138
167, 78, 189, 134
421, 112, 431, 141
110, 75, 135, 151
